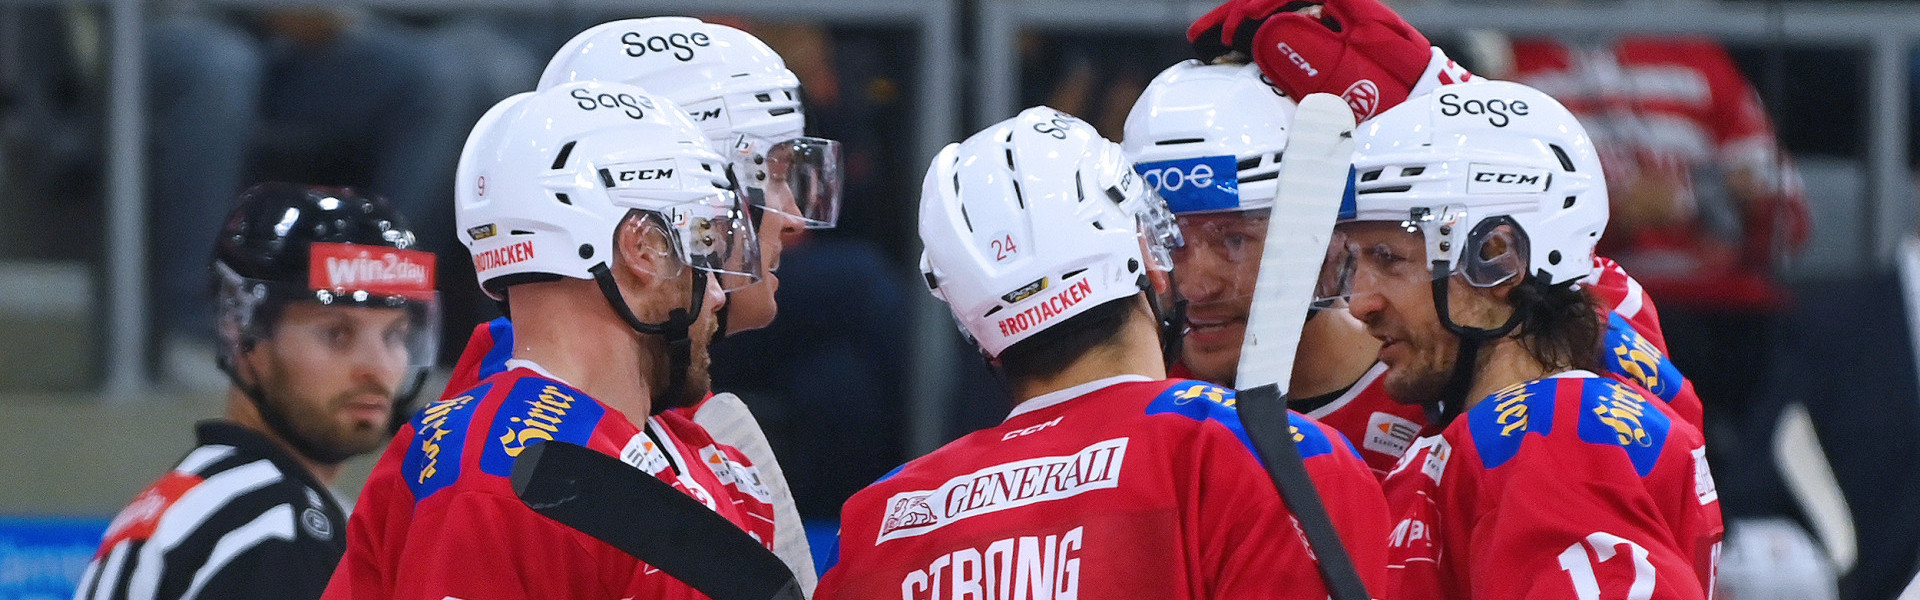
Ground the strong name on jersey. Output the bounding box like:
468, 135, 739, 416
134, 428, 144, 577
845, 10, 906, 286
1381, 373, 1723, 600
323, 368, 777, 600
817, 377, 1391, 600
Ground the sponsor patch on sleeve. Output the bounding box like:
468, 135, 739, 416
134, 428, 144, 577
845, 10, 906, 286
1576, 380, 1672, 477
1603, 312, 1683, 402
1467, 379, 1557, 470
480, 378, 606, 477
403, 384, 489, 501
1144, 380, 1340, 461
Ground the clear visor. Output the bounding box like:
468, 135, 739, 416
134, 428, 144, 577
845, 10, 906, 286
733, 134, 843, 229
213, 264, 442, 370
1168, 208, 1351, 312
1126, 183, 1184, 273
656, 188, 763, 293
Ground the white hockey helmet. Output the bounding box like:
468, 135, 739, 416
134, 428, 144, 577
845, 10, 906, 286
920, 106, 1182, 358
1345, 79, 1606, 288
1122, 60, 1296, 215
455, 81, 758, 301
540, 17, 840, 229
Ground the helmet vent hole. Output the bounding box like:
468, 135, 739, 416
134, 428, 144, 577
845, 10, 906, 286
769, 108, 797, 117
1061, 268, 1087, 280
700, 163, 712, 172
551, 141, 577, 170
555, 193, 572, 205
1091, 221, 1105, 230
597, 169, 616, 188
1237, 156, 1261, 171
983, 305, 1004, 317
1075, 171, 1088, 202
1271, 152, 1284, 164
755, 93, 773, 102
1563, 196, 1576, 209
1004, 148, 1017, 170
1550, 144, 1576, 172
510, 230, 534, 236
1155, 138, 1205, 146
1011, 180, 1027, 209
1241, 171, 1278, 184
1360, 169, 1384, 182
1401, 167, 1425, 177
959, 204, 974, 231
1358, 185, 1412, 194
922, 271, 939, 289
1548, 250, 1562, 265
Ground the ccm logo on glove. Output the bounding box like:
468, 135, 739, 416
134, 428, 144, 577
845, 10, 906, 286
1438, 93, 1529, 127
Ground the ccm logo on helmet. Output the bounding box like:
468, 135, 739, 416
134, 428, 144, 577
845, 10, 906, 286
1438, 93, 1530, 127
601, 160, 680, 190
1466, 164, 1551, 194
570, 89, 651, 120
621, 31, 711, 61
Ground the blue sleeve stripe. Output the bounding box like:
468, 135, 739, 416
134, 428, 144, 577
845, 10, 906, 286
479, 317, 515, 380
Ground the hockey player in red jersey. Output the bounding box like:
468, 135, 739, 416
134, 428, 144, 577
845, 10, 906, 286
430, 18, 839, 588
1122, 60, 1430, 477
816, 106, 1391, 599
1182, 0, 1704, 436
1330, 80, 1723, 599
322, 81, 778, 599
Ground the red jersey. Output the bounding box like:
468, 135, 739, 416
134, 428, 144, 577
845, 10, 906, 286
324, 367, 778, 600
1589, 256, 1666, 353
817, 377, 1392, 600
1381, 373, 1723, 600
1511, 38, 1808, 311
1300, 363, 1431, 479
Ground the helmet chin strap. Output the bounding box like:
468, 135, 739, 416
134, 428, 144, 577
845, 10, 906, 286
1138, 274, 1189, 370
1424, 264, 1527, 427
589, 262, 706, 415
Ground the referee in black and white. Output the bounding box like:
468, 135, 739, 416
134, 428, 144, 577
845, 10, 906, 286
74, 183, 440, 600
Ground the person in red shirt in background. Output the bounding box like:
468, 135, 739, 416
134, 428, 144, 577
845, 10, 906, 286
1497, 33, 1808, 460
323, 81, 776, 599
1121, 60, 1430, 477
818, 106, 1390, 599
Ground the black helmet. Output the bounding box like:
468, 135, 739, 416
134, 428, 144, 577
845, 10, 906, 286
211, 183, 441, 451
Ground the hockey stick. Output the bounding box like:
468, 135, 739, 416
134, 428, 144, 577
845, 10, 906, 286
511, 440, 805, 600
1231, 92, 1369, 600
693, 393, 818, 594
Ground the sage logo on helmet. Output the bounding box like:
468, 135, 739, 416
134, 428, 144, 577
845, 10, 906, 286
540, 17, 842, 229
621, 31, 711, 61
1437, 92, 1531, 128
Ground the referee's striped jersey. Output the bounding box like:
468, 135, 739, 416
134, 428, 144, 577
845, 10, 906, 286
74, 421, 348, 600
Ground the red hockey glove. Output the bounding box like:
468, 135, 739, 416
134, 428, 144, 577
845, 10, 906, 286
1189, 0, 1468, 121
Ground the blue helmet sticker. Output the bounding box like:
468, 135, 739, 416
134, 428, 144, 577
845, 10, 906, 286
1135, 155, 1240, 214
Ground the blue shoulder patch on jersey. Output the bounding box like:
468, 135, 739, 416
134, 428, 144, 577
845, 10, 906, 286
479, 317, 515, 381
1602, 312, 1683, 402
402, 382, 490, 501
1576, 378, 1672, 477
1143, 380, 1338, 462
1467, 379, 1558, 470
478, 377, 606, 478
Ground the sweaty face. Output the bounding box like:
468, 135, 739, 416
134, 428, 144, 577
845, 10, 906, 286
1340, 221, 1461, 406
247, 303, 413, 464
1170, 211, 1267, 383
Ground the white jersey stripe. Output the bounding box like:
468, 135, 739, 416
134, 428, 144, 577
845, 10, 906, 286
87, 541, 130, 600
175, 446, 236, 476
124, 459, 283, 600
180, 504, 296, 600
1306, 362, 1389, 420
1614, 273, 1645, 318
70, 549, 99, 600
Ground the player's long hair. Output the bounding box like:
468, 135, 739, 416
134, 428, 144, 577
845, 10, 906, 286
1507, 279, 1605, 374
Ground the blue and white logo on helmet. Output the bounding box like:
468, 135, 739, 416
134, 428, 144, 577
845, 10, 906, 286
1134, 155, 1240, 214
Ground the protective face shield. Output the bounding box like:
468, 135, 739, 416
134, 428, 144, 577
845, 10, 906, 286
620, 176, 762, 293
728, 131, 843, 229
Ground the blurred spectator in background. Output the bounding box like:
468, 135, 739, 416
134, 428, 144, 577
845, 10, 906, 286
1489, 34, 1810, 466
76, 183, 439, 600
145, 6, 533, 381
